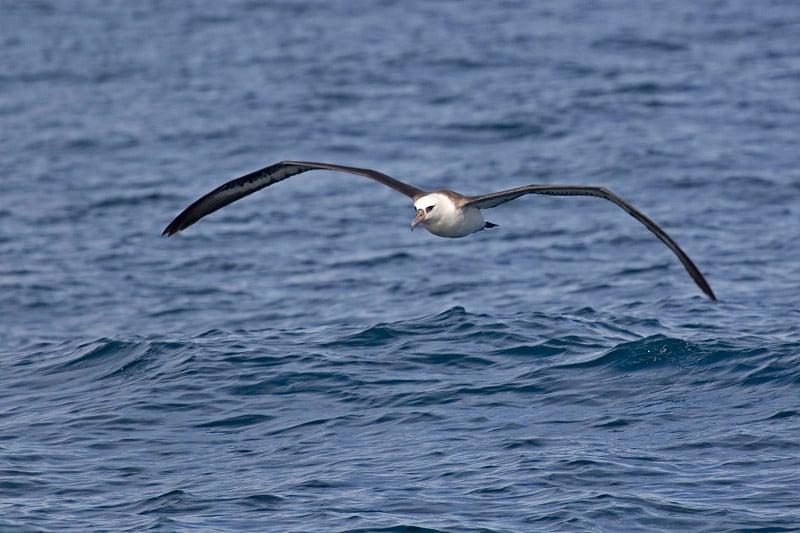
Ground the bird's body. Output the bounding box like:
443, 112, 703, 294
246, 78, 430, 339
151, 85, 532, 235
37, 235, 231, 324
163, 160, 716, 301
412, 191, 489, 238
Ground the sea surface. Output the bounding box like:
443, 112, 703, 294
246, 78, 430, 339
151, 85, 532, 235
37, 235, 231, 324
2, 1, 800, 531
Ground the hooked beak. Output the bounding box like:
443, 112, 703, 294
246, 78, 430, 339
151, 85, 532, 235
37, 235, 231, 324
410, 208, 425, 231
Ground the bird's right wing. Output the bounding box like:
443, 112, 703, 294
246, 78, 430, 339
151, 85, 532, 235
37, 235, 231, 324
162, 161, 426, 236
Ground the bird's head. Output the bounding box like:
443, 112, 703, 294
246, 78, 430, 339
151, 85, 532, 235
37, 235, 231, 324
411, 194, 444, 231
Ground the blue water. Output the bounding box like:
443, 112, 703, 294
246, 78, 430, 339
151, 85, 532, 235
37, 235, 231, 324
2, 1, 799, 531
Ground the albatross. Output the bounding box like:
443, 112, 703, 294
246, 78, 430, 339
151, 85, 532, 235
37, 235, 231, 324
163, 160, 716, 301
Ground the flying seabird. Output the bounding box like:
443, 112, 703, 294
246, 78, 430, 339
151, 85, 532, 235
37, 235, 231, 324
163, 160, 716, 301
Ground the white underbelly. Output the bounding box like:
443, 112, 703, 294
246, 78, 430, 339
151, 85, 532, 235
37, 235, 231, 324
425, 206, 486, 238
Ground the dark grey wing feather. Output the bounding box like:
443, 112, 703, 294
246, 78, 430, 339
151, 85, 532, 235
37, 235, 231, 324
464, 185, 716, 301
163, 161, 425, 236
284, 161, 425, 199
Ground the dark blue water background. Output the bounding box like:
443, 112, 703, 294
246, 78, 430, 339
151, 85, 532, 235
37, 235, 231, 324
2, 1, 799, 531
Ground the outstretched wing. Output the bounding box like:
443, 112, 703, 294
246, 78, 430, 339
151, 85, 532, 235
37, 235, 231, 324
162, 161, 426, 236
463, 185, 716, 301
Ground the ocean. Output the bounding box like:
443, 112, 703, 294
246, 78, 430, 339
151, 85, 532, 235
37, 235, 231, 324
1, 1, 799, 531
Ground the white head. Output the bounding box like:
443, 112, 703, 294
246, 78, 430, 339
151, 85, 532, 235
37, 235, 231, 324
411, 193, 449, 231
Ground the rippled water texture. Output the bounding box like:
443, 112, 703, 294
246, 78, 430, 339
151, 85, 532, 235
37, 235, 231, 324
1, 1, 799, 531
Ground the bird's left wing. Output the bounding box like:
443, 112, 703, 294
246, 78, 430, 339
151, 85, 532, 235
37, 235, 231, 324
462, 185, 716, 301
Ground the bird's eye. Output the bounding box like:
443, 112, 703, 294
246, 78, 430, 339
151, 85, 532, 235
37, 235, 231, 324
425, 206, 434, 213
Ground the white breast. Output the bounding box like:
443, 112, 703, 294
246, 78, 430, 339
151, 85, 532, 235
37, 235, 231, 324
414, 192, 486, 238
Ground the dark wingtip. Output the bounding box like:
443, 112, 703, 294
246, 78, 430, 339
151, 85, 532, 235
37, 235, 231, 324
705, 287, 718, 302
694, 275, 717, 301
163, 206, 199, 236
689, 266, 717, 301
162, 219, 184, 237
